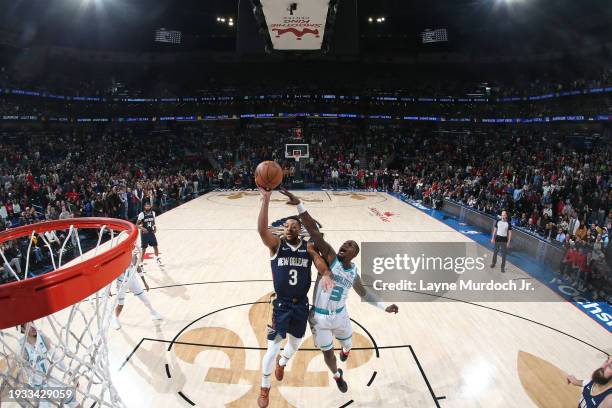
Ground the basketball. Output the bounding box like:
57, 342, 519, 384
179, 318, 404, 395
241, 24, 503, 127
255, 161, 283, 190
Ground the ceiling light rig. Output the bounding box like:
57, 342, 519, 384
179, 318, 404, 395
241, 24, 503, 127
216, 16, 234, 27
368, 16, 386, 24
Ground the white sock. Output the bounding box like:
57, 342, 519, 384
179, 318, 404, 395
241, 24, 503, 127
261, 339, 282, 387
261, 374, 271, 388
111, 315, 121, 329
333, 370, 341, 379
136, 292, 156, 314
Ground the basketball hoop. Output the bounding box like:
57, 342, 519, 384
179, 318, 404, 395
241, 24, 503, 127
285, 143, 309, 161
0, 218, 138, 407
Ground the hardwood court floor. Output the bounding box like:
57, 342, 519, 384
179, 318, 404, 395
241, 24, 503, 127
106, 191, 609, 408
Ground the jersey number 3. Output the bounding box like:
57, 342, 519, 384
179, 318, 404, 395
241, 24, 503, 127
289, 269, 298, 286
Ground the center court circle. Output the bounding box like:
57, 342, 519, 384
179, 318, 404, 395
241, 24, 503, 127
164, 299, 381, 407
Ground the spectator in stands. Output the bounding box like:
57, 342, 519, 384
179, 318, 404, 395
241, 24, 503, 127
331, 168, 339, 189
0, 202, 7, 221
1, 241, 22, 277
573, 244, 591, 290
29, 235, 44, 264
59, 206, 71, 220
555, 228, 567, 244
134, 183, 144, 215
576, 222, 589, 242
119, 187, 128, 220
560, 241, 577, 277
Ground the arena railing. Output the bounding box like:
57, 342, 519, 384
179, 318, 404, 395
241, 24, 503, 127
2, 112, 611, 124
1, 85, 610, 105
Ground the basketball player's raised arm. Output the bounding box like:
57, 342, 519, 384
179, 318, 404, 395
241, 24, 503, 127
353, 275, 399, 314
300, 211, 335, 263
307, 242, 334, 291
257, 187, 280, 255
280, 189, 336, 265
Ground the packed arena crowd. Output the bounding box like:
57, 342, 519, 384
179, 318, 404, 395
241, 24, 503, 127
0, 119, 610, 291
386, 127, 611, 298
0, 61, 610, 296
0, 125, 217, 282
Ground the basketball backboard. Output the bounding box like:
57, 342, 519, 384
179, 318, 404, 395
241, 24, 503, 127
285, 144, 309, 160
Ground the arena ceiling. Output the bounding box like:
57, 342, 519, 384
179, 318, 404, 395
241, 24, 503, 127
0, 0, 610, 55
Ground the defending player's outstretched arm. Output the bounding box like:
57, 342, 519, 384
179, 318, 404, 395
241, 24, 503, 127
257, 187, 280, 255
280, 189, 336, 265
307, 242, 334, 291
353, 275, 399, 314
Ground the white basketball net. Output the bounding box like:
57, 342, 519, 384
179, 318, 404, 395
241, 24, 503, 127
0, 224, 133, 407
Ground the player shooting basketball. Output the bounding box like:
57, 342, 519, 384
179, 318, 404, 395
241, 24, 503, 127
280, 189, 399, 393
256, 187, 334, 408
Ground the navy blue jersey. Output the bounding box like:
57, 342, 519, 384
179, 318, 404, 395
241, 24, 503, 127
580, 381, 612, 408
270, 238, 312, 299
138, 211, 156, 233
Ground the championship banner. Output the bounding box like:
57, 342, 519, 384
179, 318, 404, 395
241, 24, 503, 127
259, 0, 331, 50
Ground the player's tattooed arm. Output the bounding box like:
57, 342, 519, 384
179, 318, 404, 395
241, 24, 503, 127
280, 188, 336, 265
257, 186, 280, 255
353, 275, 399, 314
307, 243, 334, 291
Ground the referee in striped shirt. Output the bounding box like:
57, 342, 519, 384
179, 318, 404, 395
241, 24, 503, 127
490, 210, 512, 273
